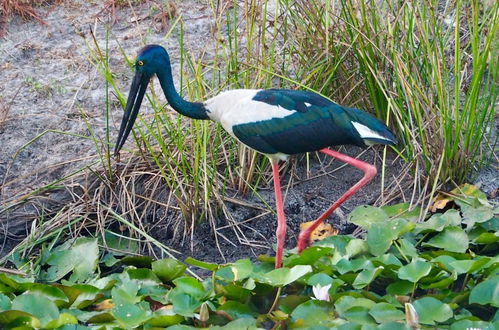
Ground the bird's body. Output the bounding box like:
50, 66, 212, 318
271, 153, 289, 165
115, 45, 397, 268
204, 88, 395, 162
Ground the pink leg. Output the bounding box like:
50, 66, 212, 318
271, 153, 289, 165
272, 161, 286, 268
296, 148, 377, 252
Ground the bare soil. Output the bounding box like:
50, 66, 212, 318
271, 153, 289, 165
0, 1, 496, 266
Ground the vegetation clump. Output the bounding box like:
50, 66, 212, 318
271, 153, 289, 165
0, 185, 497, 328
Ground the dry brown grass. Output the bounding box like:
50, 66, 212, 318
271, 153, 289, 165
0, 0, 64, 36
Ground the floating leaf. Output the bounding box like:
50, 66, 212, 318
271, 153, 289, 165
152, 259, 187, 283
420, 271, 457, 289
76, 310, 114, 324
112, 280, 140, 306
372, 254, 403, 269
255, 265, 312, 287
217, 301, 255, 319
317, 235, 352, 256
352, 266, 384, 289
480, 216, 499, 231
472, 232, 499, 244
343, 305, 375, 324
112, 301, 152, 328
423, 226, 469, 253
69, 284, 103, 309
469, 276, 499, 307
369, 303, 405, 323
11, 293, 59, 327
463, 206, 495, 229
42, 238, 99, 282
126, 268, 162, 286
450, 258, 490, 274
216, 259, 253, 281
345, 239, 368, 258
172, 277, 205, 299
367, 223, 394, 256
412, 297, 453, 325
18, 283, 68, 307
349, 205, 389, 229
382, 203, 421, 221
450, 319, 494, 330
431, 255, 457, 272
212, 318, 258, 329
0, 310, 40, 328
0, 294, 11, 311
168, 291, 202, 317
216, 283, 251, 302
451, 184, 490, 212
378, 321, 412, 329
397, 259, 431, 283
44, 312, 78, 329
335, 296, 376, 316
386, 280, 413, 295
284, 246, 333, 267
307, 273, 333, 287
335, 258, 372, 275
146, 306, 184, 327
290, 300, 335, 328
397, 238, 419, 258
415, 209, 461, 233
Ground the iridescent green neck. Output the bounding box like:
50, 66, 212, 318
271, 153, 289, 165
156, 67, 208, 120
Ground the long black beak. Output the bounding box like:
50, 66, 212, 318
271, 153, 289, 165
114, 71, 150, 156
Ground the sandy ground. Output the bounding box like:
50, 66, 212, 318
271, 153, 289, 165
0, 1, 496, 264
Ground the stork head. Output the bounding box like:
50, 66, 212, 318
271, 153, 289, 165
114, 45, 170, 155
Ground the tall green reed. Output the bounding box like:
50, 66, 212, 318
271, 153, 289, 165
282, 0, 498, 184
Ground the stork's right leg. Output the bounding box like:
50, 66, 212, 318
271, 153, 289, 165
296, 148, 377, 252
271, 161, 286, 268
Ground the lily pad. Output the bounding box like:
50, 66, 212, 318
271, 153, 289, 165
112, 301, 152, 328
217, 301, 255, 319
11, 293, 59, 327
369, 302, 405, 323
349, 205, 389, 229
352, 266, 384, 289
469, 276, 499, 307
397, 258, 431, 283
146, 307, 184, 327
255, 265, 312, 287
172, 277, 206, 299
381, 203, 421, 221
412, 297, 453, 325
415, 209, 461, 233
290, 299, 335, 328
423, 226, 469, 253
152, 259, 187, 283
215, 259, 253, 281
42, 237, 99, 283
284, 246, 333, 267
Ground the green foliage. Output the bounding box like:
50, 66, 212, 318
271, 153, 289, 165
282, 0, 498, 184
0, 186, 497, 328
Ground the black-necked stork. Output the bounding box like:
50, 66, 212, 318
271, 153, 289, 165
114, 45, 397, 268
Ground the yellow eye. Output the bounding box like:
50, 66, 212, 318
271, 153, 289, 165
137, 60, 144, 66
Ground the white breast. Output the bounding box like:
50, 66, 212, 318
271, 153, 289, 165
204, 89, 297, 136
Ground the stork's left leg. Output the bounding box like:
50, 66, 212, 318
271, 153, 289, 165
296, 148, 377, 252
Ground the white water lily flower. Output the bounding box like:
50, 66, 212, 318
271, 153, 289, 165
312, 283, 331, 302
